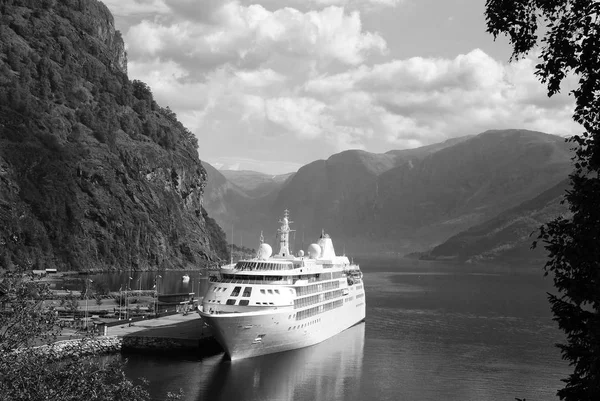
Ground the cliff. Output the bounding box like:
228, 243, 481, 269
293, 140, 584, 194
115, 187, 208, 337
0, 0, 228, 271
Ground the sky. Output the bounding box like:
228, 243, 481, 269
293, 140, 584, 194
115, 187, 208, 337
103, 0, 579, 175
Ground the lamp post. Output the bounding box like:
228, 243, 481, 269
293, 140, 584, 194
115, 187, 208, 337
118, 285, 122, 320
155, 275, 162, 317
126, 276, 132, 320
85, 279, 93, 331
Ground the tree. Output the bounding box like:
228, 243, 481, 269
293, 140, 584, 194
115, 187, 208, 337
485, 1, 600, 400
0, 271, 150, 400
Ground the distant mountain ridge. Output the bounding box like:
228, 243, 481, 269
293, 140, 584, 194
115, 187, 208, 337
221, 170, 294, 198
203, 129, 572, 261
369, 129, 572, 249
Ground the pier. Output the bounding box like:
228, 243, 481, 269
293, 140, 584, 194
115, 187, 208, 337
108, 313, 222, 356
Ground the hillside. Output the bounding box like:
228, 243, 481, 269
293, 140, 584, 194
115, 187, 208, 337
385, 135, 473, 160
422, 179, 570, 264
0, 0, 228, 271
269, 149, 399, 246
370, 129, 573, 250
221, 170, 294, 198
203, 129, 573, 257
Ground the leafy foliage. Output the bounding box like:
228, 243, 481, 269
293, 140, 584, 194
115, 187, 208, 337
0, 271, 154, 400
486, 1, 600, 399
0, 272, 60, 353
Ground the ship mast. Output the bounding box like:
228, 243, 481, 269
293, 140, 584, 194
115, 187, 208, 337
277, 210, 295, 257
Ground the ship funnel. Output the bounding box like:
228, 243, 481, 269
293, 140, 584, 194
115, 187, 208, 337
317, 233, 336, 259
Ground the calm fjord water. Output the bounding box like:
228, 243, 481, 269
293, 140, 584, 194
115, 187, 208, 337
120, 258, 568, 401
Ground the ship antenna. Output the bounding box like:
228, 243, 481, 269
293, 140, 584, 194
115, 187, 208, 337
291, 230, 296, 255
277, 209, 295, 257
255, 231, 265, 259
230, 225, 233, 265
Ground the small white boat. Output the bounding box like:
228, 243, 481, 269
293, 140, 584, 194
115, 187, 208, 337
182, 275, 190, 282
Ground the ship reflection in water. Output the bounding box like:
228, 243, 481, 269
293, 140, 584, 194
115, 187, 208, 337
123, 322, 365, 401
205, 323, 365, 401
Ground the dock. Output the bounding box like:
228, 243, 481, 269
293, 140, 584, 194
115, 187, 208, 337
108, 313, 222, 357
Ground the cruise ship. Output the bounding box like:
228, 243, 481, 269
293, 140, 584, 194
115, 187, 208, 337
199, 210, 366, 360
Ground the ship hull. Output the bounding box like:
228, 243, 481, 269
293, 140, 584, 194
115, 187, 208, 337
200, 294, 366, 360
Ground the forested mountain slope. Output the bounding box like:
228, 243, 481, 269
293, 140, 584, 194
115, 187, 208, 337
0, 0, 228, 271
423, 179, 570, 264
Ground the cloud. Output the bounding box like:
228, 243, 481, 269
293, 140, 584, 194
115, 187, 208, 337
247, 0, 404, 9
207, 157, 304, 175
112, 0, 578, 173
164, 0, 225, 23
303, 49, 578, 147
309, 0, 399, 6
124, 2, 387, 73
266, 97, 329, 139
101, 0, 169, 17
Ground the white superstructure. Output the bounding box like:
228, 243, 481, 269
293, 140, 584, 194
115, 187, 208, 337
199, 210, 366, 360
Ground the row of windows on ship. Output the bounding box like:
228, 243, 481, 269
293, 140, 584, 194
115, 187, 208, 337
211, 286, 291, 296
235, 261, 293, 270
210, 281, 362, 297
207, 282, 364, 308
288, 297, 362, 328
209, 280, 343, 299
234, 261, 346, 271
213, 271, 346, 285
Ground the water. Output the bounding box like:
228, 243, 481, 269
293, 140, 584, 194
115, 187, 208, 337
117, 258, 568, 401
58, 270, 208, 296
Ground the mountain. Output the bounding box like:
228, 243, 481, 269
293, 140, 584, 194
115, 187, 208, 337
203, 129, 573, 257
268, 149, 399, 248
369, 129, 573, 251
422, 179, 570, 264
201, 162, 250, 235
202, 136, 482, 252
0, 0, 228, 271
221, 170, 294, 198
385, 135, 473, 160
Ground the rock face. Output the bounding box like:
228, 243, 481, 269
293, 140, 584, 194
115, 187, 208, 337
0, 0, 228, 271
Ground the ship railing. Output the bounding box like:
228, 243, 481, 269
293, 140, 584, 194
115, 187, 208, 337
211, 277, 292, 285
343, 264, 361, 272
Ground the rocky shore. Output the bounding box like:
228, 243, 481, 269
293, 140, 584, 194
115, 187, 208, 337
24, 336, 123, 361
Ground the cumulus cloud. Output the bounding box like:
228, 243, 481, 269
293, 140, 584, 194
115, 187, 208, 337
101, 0, 169, 17
303, 49, 578, 147
290, 0, 404, 8
110, 0, 578, 173
266, 97, 329, 138
124, 2, 387, 73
